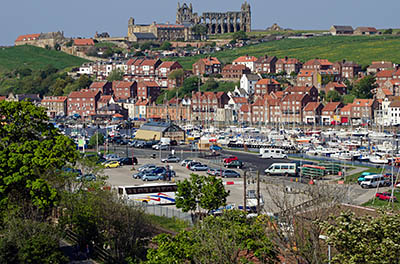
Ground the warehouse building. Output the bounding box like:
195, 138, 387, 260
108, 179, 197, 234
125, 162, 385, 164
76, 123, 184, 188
134, 122, 185, 141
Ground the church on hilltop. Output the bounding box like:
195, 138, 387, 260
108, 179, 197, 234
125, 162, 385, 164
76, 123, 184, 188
127, 2, 251, 42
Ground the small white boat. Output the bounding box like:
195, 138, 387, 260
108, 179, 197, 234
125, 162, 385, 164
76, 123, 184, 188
369, 155, 389, 164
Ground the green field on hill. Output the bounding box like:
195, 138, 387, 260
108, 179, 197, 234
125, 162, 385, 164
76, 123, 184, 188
172, 35, 400, 70
0, 45, 88, 72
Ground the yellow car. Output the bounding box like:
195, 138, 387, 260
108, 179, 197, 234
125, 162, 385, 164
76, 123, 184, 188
103, 160, 120, 168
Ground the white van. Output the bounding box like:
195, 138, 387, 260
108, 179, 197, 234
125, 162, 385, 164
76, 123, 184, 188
261, 148, 288, 159
360, 174, 386, 188
264, 163, 297, 176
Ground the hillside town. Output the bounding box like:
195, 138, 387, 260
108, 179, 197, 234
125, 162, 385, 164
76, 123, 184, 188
4, 1, 400, 263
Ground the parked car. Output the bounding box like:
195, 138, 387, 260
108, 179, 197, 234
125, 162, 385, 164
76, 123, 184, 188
103, 160, 120, 168
208, 168, 224, 176
132, 170, 150, 180
161, 156, 180, 163
104, 154, 120, 161
224, 160, 244, 168
150, 167, 176, 179
223, 156, 238, 163
190, 164, 208, 171
221, 170, 240, 178
142, 173, 164, 181
76, 174, 96, 181
361, 174, 386, 188
187, 161, 201, 170
138, 164, 157, 172
118, 157, 138, 165
181, 159, 193, 166
376, 192, 398, 202
152, 144, 169, 150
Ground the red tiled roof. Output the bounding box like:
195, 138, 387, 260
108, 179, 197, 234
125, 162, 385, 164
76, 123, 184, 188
322, 102, 342, 112
158, 61, 180, 68
198, 57, 221, 66
90, 81, 108, 89
233, 56, 258, 63
273, 91, 284, 99
304, 59, 332, 66
252, 98, 265, 106
74, 39, 95, 46
282, 94, 305, 102
15, 33, 40, 42
141, 59, 159, 66
113, 81, 135, 88
256, 78, 280, 85
0, 96, 6, 101
277, 58, 300, 64
233, 97, 248, 104
389, 80, 400, 85
286, 86, 314, 93
326, 82, 347, 88
340, 104, 352, 112
353, 99, 374, 107
303, 102, 321, 111
41, 96, 67, 103
99, 95, 112, 103
389, 100, 400, 108
298, 70, 314, 77
369, 61, 393, 69
69, 90, 99, 98
381, 88, 393, 96
140, 81, 159, 87
113, 113, 124, 118
376, 70, 394, 78
133, 58, 145, 66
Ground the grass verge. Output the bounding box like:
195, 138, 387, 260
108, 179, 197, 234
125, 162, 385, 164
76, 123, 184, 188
147, 214, 191, 233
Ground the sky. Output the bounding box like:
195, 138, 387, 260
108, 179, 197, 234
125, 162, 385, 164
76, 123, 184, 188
1, 0, 399, 46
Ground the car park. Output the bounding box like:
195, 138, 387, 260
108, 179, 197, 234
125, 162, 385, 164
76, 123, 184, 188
187, 161, 201, 170
207, 168, 218, 176
103, 160, 120, 168
223, 156, 238, 163
221, 170, 240, 178
264, 163, 297, 176
360, 174, 386, 188
260, 148, 287, 159
76, 174, 96, 181
190, 164, 208, 171
152, 144, 169, 150
138, 164, 157, 172
181, 159, 193, 166
104, 154, 120, 161
161, 156, 180, 163
142, 173, 164, 181
118, 157, 138, 165
224, 160, 244, 168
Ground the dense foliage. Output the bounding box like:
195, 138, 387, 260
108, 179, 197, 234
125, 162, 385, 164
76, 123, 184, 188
146, 210, 279, 264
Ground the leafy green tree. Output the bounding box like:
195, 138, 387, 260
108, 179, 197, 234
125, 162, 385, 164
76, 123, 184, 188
77, 74, 92, 89
342, 94, 355, 104
201, 78, 218, 91
168, 68, 185, 91
322, 212, 400, 264
0, 218, 68, 264
351, 75, 376, 99
192, 25, 208, 38
88, 132, 104, 148
175, 174, 229, 214
140, 41, 153, 51
384, 28, 393, 34
107, 69, 124, 82
326, 90, 341, 102
182, 76, 201, 95
146, 210, 279, 264
49, 78, 67, 96
0, 101, 78, 219
160, 41, 172, 50
233, 30, 247, 41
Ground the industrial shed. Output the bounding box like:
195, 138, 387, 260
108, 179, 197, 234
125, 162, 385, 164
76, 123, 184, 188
134, 122, 185, 141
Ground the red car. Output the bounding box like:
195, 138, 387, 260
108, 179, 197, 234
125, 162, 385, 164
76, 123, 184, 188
223, 156, 238, 163
376, 192, 397, 202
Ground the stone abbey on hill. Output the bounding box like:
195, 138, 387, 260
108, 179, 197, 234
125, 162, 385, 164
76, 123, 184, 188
176, 2, 251, 34
128, 2, 251, 42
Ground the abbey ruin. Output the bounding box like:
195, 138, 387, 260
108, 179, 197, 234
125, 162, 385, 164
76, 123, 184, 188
176, 2, 251, 34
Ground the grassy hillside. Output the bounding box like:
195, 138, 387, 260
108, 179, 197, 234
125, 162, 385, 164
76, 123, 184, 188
0, 45, 88, 72
172, 35, 400, 70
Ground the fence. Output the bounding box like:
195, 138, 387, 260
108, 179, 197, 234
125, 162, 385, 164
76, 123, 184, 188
130, 201, 194, 225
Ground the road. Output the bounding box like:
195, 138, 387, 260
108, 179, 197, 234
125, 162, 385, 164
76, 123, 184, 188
99, 144, 383, 210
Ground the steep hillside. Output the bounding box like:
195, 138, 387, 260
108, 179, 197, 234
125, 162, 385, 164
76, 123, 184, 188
172, 35, 400, 70
0, 45, 88, 72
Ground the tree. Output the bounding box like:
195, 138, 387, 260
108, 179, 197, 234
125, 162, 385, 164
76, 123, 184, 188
160, 41, 172, 51
233, 31, 247, 41
140, 41, 153, 51
77, 74, 92, 89
107, 69, 124, 82
192, 25, 208, 39
146, 210, 279, 264
342, 94, 355, 104
49, 78, 67, 96
175, 174, 229, 215
182, 76, 201, 95
0, 101, 78, 219
384, 28, 393, 34
322, 211, 400, 264
201, 78, 218, 91
326, 90, 342, 102
88, 132, 104, 149
168, 68, 185, 91
0, 218, 68, 264
351, 75, 376, 99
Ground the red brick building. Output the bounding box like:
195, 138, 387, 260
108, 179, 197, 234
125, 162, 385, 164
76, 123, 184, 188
192, 57, 221, 76
155, 61, 184, 89
191, 91, 229, 121
303, 102, 323, 124
321, 102, 343, 125
340, 61, 362, 79
89, 81, 113, 95
281, 94, 312, 123
275, 57, 302, 74
67, 89, 100, 118
325, 82, 347, 95
221, 64, 251, 79
40, 96, 68, 118
137, 81, 161, 102
302, 59, 333, 71
112, 81, 137, 100
255, 55, 278, 74
286, 85, 318, 102
135, 59, 162, 76
254, 78, 280, 96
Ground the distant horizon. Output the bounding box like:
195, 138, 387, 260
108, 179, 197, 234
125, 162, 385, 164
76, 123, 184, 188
1, 0, 399, 45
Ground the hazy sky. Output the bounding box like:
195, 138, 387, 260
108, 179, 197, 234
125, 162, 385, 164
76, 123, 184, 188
1, 0, 399, 45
